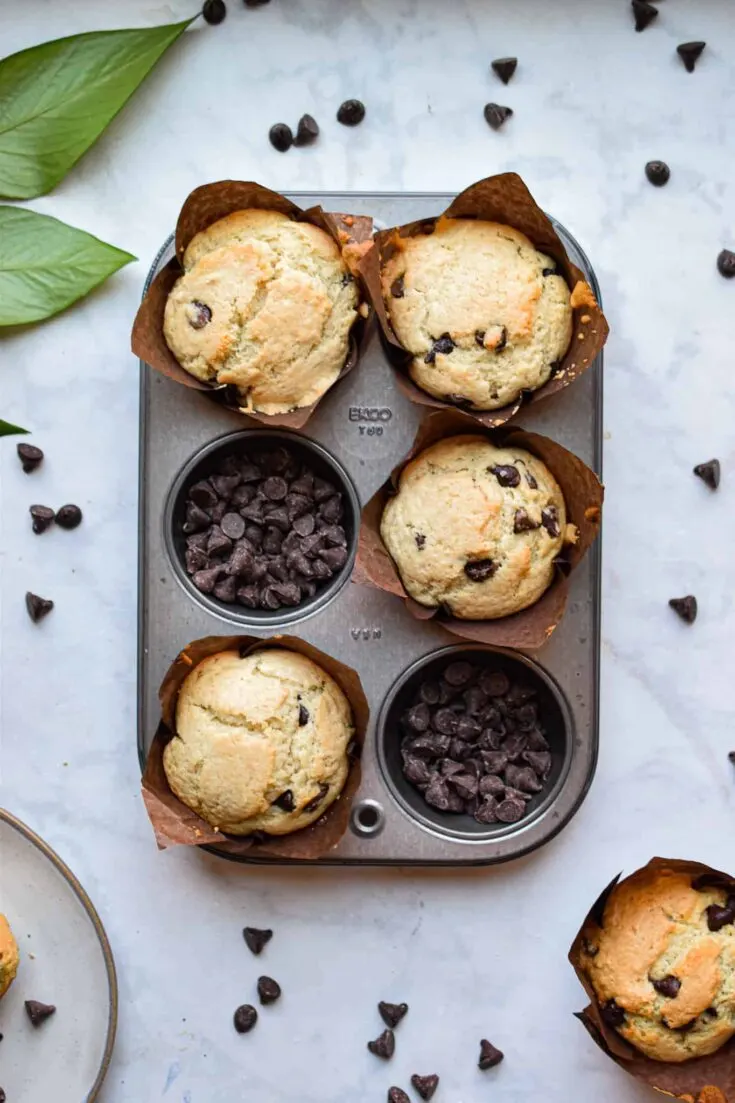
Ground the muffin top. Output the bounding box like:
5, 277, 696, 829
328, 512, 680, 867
381, 217, 572, 410
380, 435, 570, 621
0, 913, 19, 998
163, 209, 358, 415
163, 647, 354, 836
580, 867, 735, 1063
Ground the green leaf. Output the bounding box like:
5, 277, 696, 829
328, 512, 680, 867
0, 418, 29, 436
0, 18, 194, 199
0, 205, 135, 326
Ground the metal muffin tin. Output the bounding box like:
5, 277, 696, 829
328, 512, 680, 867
138, 191, 603, 866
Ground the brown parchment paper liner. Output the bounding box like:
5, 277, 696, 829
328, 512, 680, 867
570, 858, 735, 1103
131, 180, 373, 430
353, 409, 603, 650
357, 171, 609, 428
141, 634, 369, 860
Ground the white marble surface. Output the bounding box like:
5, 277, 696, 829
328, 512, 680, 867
1, 1, 735, 1100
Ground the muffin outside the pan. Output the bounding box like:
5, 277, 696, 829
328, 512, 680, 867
163, 208, 359, 416
163, 647, 355, 836
380, 217, 573, 411
380, 434, 574, 620
0, 913, 19, 998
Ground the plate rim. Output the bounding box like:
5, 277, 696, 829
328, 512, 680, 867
0, 807, 118, 1102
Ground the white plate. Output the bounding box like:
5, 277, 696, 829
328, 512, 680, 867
0, 810, 117, 1102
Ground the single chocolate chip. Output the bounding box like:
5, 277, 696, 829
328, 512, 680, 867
677, 41, 706, 72
706, 903, 735, 932
523, 469, 538, 490
337, 98, 366, 126
262, 476, 288, 501
203, 0, 227, 24
729, 751, 735, 766
490, 464, 520, 487
456, 716, 481, 741
645, 160, 670, 187
294, 113, 319, 146
187, 300, 212, 328
187, 531, 209, 550
293, 513, 315, 537
302, 782, 329, 814
448, 772, 478, 800
651, 974, 681, 998
25, 1000, 56, 1027
227, 545, 254, 577
491, 56, 517, 84
237, 584, 260, 608
233, 1004, 258, 1033
474, 797, 499, 824
378, 1001, 409, 1028
693, 459, 720, 490
388, 1090, 409, 1103
413, 532, 426, 551
189, 480, 218, 510
478, 1038, 504, 1069
484, 102, 513, 130
542, 266, 558, 277
443, 661, 475, 687
298, 703, 309, 726
319, 545, 348, 571
464, 558, 498, 582
257, 976, 281, 1005
403, 755, 432, 787
541, 506, 560, 537
505, 764, 543, 793
480, 670, 510, 697
411, 1074, 439, 1101
319, 495, 343, 524
269, 123, 293, 152
368, 1028, 395, 1059
424, 776, 463, 812
424, 333, 455, 364
418, 681, 440, 706
717, 249, 735, 278
243, 927, 273, 955
495, 797, 525, 823
207, 526, 233, 557
213, 576, 237, 602
433, 708, 459, 736
514, 507, 540, 533
631, 0, 657, 32
522, 750, 551, 778
183, 503, 211, 533
669, 595, 697, 623
405, 703, 431, 732
29, 503, 55, 533
390, 275, 405, 298
220, 512, 246, 541
479, 773, 506, 797
17, 443, 44, 473
192, 566, 222, 594
705, 1007, 718, 1019
601, 999, 626, 1027
25, 592, 54, 622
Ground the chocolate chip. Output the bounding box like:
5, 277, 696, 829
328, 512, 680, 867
183, 503, 211, 533
669, 595, 697, 623
464, 558, 497, 582
0, 1087, 5, 1102
227, 544, 254, 577
478, 1038, 504, 1069
490, 464, 520, 487
631, 0, 657, 32
262, 476, 288, 501
390, 275, 405, 298
319, 545, 348, 571
337, 98, 366, 126
443, 661, 473, 687
188, 480, 217, 511
448, 772, 478, 800
405, 703, 431, 733
29, 504, 55, 533
677, 41, 706, 72
717, 249, 735, 278
378, 1001, 409, 1028
601, 999, 626, 1028
505, 764, 543, 793
319, 495, 343, 523
645, 160, 670, 187
729, 751, 735, 766
491, 56, 517, 84
207, 526, 232, 558
456, 716, 481, 741
367, 1028, 395, 1059
651, 974, 681, 998
582, 937, 598, 957
705, 903, 735, 932
495, 797, 525, 823
424, 776, 464, 812
257, 976, 281, 1005
320, 523, 347, 547
203, 0, 227, 24
187, 300, 212, 328
298, 703, 309, 726
185, 547, 208, 573
269, 123, 293, 152
388, 1090, 409, 1103
484, 103, 513, 130
522, 750, 551, 778
541, 506, 560, 537
513, 507, 540, 533
214, 576, 237, 602
25, 592, 53, 622
424, 333, 455, 364
237, 584, 260, 608
479, 773, 506, 797
693, 459, 720, 490
480, 670, 510, 697
17, 443, 44, 473
302, 782, 329, 814
542, 267, 558, 277
219, 512, 246, 541
233, 1004, 258, 1033
525, 470, 538, 489
243, 927, 273, 955
25, 1000, 56, 1027
414, 532, 426, 550
192, 566, 222, 594
294, 113, 319, 146
293, 513, 315, 537
475, 329, 486, 347
403, 755, 432, 787
433, 708, 459, 736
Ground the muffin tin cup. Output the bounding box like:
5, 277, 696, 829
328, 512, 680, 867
131, 179, 372, 429
164, 428, 360, 628
355, 407, 603, 650
377, 644, 573, 842
570, 858, 735, 1101
141, 634, 369, 861
357, 171, 609, 429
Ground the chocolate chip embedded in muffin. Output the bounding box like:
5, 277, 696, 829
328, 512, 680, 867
601, 999, 626, 1028
651, 974, 682, 998
424, 334, 455, 364
464, 559, 497, 582
490, 464, 520, 487
186, 301, 212, 328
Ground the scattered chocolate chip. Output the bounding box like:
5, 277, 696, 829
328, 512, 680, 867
257, 976, 281, 1005
729, 751, 735, 766
233, 1004, 258, 1033
541, 506, 560, 537
192, 566, 222, 594
464, 559, 497, 582
302, 783, 329, 814
53, 503, 82, 530
631, 0, 657, 32
17, 443, 43, 473
294, 113, 319, 146
379, 1001, 409, 1028
491, 56, 517, 84
410, 1074, 439, 1101
693, 459, 720, 490
390, 275, 405, 298
677, 41, 706, 72
243, 927, 273, 955
645, 160, 670, 187
717, 249, 735, 278
25, 592, 53, 623
705, 903, 735, 932
387, 1089, 409, 1103
669, 595, 697, 624
601, 999, 626, 1028
29, 503, 55, 534
269, 123, 293, 152
298, 703, 310, 726
0, 1088, 5, 1102
337, 98, 366, 126
424, 334, 455, 364
495, 797, 525, 823
478, 1038, 504, 1069
484, 103, 513, 130
513, 507, 540, 533
25, 1000, 56, 1027
651, 974, 681, 998
490, 464, 520, 488
368, 1028, 395, 1059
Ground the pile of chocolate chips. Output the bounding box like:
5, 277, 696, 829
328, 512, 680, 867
181, 445, 350, 612
399, 660, 553, 826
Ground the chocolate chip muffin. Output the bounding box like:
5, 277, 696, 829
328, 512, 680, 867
163, 209, 359, 415
580, 867, 735, 1062
0, 914, 19, 998
163, 648, 355, 836
381, 218, 572, 409
380, 435, 572, 620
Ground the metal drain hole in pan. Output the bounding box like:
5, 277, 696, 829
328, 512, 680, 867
351, 800, 385, 837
